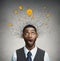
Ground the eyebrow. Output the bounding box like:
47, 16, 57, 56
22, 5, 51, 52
23, 29, 36, 33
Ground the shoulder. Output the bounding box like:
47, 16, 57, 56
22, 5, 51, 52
37, 47, 45, 53
37, 48, 50, 61
16, 47, 24, 51
36, 47, 45, 57
16, 47, 24, 54
44, 52, 50, 61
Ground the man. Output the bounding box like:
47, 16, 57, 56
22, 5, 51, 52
12, 24, 50, 61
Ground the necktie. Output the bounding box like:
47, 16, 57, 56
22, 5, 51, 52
27, 51, 32, 61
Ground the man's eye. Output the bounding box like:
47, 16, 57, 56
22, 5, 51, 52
32, 32, 35, 34
24, 32, 28, 34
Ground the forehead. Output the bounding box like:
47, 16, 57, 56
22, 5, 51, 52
24, 27, 35, 31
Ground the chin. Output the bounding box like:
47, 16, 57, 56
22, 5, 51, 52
28, 43, 35, 47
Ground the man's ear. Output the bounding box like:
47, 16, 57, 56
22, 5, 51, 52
37, 33, 38, 38
21, 33, 24, 38
37, 35, 38, 38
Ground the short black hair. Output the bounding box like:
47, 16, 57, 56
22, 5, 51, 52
23, 24, 37, 33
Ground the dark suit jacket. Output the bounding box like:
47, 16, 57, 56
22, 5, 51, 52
16, 47, 45, 61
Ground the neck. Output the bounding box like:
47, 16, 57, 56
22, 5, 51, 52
25, 45, 35, 50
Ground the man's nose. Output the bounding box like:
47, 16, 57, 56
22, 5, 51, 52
28, 33, 32, 38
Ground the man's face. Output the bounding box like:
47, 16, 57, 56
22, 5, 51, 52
23, 27, 38, 47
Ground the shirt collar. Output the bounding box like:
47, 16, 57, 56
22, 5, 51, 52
24, 46, 37, 58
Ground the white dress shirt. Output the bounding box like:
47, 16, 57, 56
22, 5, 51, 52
12, 46, 50, 61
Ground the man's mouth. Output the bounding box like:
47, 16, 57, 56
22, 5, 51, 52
28, 39, 33, 42
28, 39, 33, 43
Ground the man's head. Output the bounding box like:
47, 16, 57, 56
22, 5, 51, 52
22, 24, 38, 50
